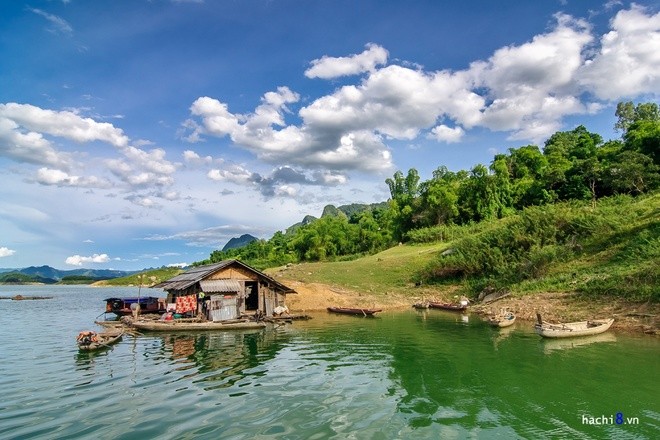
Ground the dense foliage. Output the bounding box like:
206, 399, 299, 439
419, 193, 659, 301
200, 102, 660, 290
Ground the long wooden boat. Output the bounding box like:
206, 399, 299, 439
327, 307, 383, 316
428, 302, 467, 312
77, 330, 123, 351
488, 311, 516, 327
535, 315, 614, 338
131, 319, 267, 332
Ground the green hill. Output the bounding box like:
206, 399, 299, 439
93, 267, 184, 287
222, 234, 258, 251
270, 192, 659, 303
0, 272, 57, 284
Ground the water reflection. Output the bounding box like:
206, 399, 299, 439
491, 325, 516, 350
145, 328, 294, 391
540, 332, 618, 354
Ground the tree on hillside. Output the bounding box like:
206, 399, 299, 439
500, 145, 553, 207
615, 101, 659, 133
417, 166, 462, 226
386, 169, 421, 240
624, 119, 660, 165
458, 164, 507, 222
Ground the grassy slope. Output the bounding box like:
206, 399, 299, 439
270, 242, 450, 297
271, 193, 659, 303
513, 193, 659, 301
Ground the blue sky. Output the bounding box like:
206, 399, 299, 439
1, 0, 659, 271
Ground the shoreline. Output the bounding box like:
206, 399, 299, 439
283, 280, 658, 335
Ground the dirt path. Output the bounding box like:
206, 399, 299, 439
283, 279, 658, 335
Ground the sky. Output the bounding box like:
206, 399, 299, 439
1, 0, 659, 271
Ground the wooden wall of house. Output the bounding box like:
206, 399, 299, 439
208, 265, 258, 281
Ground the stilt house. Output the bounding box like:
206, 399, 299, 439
154, 260, 295, 321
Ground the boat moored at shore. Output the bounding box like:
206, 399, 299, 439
535, 314, 614, 338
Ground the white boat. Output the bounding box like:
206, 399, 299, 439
535, 314, 614, 338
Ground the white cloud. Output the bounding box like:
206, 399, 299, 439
29, 8, 73, 36
106, 145, 177, 191
579, 4, 660, 99
0, 103, 129, 147
429, 125, 465, 143
185, 5, 660, 189
0, 247, 16, 258
35, 167, 111, 188
471, 13, 594, 141
207, 165, 253, 185
183, 149, 213, 166
0, 115, 73, 169
65, 253, 111, 266
305, 43, 389, 79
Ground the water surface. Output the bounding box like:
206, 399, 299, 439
0, 285, 657, 439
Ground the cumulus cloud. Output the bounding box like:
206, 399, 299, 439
185, 6, 660, 185
0, 247, 16, 258
471, 13, 594, 140
183, 149, 213, 166
0, 103, 129, 147
430, 125, 465, 143
305, 43, 389, 79
65, 253, 111, 266
0, 103, 145, 190
0, 115, 73, 169
35, 167, 111, 188
207, 164, 253, 185
579, 4, 660, 99
106, 145, 177, 191
188, 87, 394, 173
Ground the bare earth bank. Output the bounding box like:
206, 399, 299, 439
283, 279, 658, 335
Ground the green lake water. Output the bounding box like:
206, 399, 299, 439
0, 285, 658, 439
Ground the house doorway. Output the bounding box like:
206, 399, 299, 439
245, 281, 259, 310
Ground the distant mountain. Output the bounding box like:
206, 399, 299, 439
321, 205, 347, 218
0, 265, 137, 282
283, 202, 388, 235
0, 271, 57, 284
335, 202, 389, 218
222, 234, 258, 251
285, 215, 318, 234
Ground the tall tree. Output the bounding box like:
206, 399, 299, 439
615, 101, 659, 133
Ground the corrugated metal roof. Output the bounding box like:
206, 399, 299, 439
153, 259, 296, 294
200, 279, 241, 293
153, 261, 234, 290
